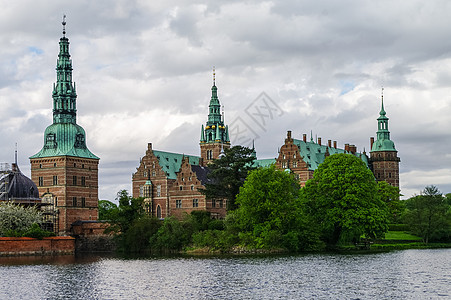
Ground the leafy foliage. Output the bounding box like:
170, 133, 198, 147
201, 145, 256, 210
377, 181, 404, 223
0, 202, 42, 236
232, 166, 323, 251
122, 217, 161, 253
106, 190, 145, 234
403, 185, 451, 243
150, 217, 193, 252
301, 154, 389, 246
98, 200, 118, 221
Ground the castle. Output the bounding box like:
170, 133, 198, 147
23, 20, 400, 234
29, 19, 100, 235
132, 74, 400, 219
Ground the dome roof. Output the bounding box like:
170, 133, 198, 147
0, 163, 40, 202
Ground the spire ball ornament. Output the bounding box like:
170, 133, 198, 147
62, 15, 67, 36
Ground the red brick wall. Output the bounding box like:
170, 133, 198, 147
200, 142, 230, 166
30, 156, 99, 235
370, 151, 400, 187
0, 237, 75, 256
275, 131, 313, 187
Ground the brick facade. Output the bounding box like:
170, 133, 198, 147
0, 236, 75, 256
30, 156, 99, 235
370, 151, 400, 187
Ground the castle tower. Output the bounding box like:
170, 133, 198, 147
200, 68, 230, 165
30, 17, 100, 235
369, 90, 400, 187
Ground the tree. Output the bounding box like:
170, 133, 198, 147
107, 190, 145, 234
377, 181, 404, 223
233, 166, 323, 251
301, 154, 389, 246
0, 202, 42, 236
403, 185, 451, 243
201, 145, 256, 210
98, 200, 118, 221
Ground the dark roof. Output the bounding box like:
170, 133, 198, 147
0, 163, 40, 202
191, 165, 211, 185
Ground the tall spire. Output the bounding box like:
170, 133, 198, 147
371, 88, 396, 152
52, 15, 77, 124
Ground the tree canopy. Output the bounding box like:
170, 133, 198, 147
201, 145, 256, 210
232, 166, 323, 251
301, 153, 389, 246
403, 185, 451, 243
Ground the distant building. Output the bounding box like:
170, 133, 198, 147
29, 19, 100, 235
132, 74, 229, 219
133, 82, 400, 219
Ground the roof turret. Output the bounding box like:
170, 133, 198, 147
371, 88, 396, 152
30, 17, 98, 160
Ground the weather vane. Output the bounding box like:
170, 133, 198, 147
62, 15, 67, 37
213, 66, 216, 86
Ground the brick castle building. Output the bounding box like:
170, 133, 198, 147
30, 19, 99, 235
133, 72, 400, 219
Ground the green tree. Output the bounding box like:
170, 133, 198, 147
98, 200, 118, 221
150, 217, 193, 252
122, 217, 161, 253
201, 145, 256, 210
0, 202, 42, 236
377, 181, 404, 223
107, 190, 145, 234
403, 185, 451, 243
301, 153, 389, 246
233, 166, 323, 251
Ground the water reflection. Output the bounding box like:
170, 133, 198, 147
0, 249, 449, 299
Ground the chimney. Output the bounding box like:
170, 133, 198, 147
303, 134, 307, 142
287, 130, 292, 139
333, 141, 337, 148
318, 137, 322, 146
350, 145, 356, 154
345, 144, 349, 152
148, 143, 152, 150
328, 140, 332, 148
370, 137, 374, 150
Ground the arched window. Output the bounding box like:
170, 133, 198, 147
156, 205, 162, 219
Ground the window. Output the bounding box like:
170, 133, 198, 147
282, 162, 287, 169
72, 197, 77, 207
179, 186, 183, 191
81, 176, 86, 186
377, 173, 381, 178
39, 164, 42, 169
293, 161, 297, 168
283, 154, 286, 159
212, 200, 216, 208
176, 200, 182, 208
81, 197, 86, 208
53, 175, 58, 185
54, 163, 57, 167
139, 186, 144, 197
218, 200, 223, 208
152, 171, 156, 177
189, 176, 192, 181
389, 173, 392, 178
293, 153, 296, 159
157, 185, 161, 197
193, 199, 199, 208
82, 164, 85, 169
74, 163, 76, 167
38, 177, 43, 186
73, 175, 77, 185
191, 185, 194, 191
143, 171, 147, 177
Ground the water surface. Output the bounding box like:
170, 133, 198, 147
0, 249, 450, 299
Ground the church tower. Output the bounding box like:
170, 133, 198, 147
30, 17, 100, 234
369, 89, 400, 187
200, 68, 230, 165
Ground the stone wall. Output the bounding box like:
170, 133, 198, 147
0, 236, 75, 256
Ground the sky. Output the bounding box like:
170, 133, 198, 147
1, 0, 451, 202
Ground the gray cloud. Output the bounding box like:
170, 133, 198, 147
1, 1, 451, 201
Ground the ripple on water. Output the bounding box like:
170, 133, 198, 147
0, 249, 450, 299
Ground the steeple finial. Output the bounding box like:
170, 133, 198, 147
380, 86, 386, 116
15, 142, 18, 165
62, 15, 67, 37
213, 66, 216, 86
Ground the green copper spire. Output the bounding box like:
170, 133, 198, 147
53, 15, 77, 124
30, 17, 98, 160
200, 68, 230, 144
371, 88, 396, 152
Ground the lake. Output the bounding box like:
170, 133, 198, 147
0, 249, 450, 299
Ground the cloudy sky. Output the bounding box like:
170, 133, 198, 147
1, 0, 450, 201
